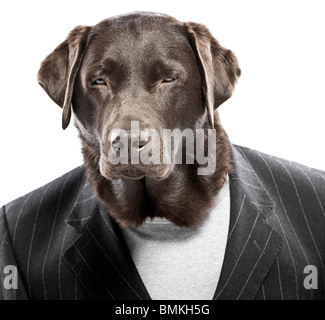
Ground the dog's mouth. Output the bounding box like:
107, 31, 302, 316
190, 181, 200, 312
99, 159, 173, 181
119, 166, 145, 180
99, 137, 175, 181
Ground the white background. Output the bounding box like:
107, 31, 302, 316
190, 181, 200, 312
0, 0, 324, 205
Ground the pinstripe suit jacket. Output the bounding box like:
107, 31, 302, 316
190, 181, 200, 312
1, 144, 325, 300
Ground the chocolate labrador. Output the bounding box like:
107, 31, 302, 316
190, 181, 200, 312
38, 12, 241, 228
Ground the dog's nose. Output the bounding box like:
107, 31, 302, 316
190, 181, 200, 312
110, 129, 149, 151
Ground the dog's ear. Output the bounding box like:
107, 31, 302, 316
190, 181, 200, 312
184, 22, 241, 128
38, 25, 91, 129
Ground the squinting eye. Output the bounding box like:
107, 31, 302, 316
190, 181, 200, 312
162, 77, 175, 83
92, 78, 107, 85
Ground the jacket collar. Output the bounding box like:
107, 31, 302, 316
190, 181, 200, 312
64, 144, 283, 300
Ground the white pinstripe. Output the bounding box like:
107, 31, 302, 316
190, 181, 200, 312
227, 194, 246, 240
231, 178, 264, 190
12, 192, 33, 249
272, 213, 298, 299
76, 195, 96, 204
236, 149, 269, 191
279, 160, 325, 295
1, 209, 17, 299
257, 152, 299, 299
294, 164, 325, 218
1, 227, 13, 300
87, 227, 142, 299
26, 181, 53, 298
73, 244, 115, 299
261, 284, 266, 300
0, 228, 9, 293
250, 202, 274, 207
236, 229, 274, 299
294, 164, 325, 295
234, 160, 254, 172
215, 212, 260, 299
67, 216, 92, 222
58, 224, 70, 300
1, 230, 8, 251
42, 172, 71, 300
276, 256, 284, 300
315, 170, 325, 183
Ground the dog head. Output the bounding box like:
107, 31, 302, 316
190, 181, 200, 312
38, 12, 240, 182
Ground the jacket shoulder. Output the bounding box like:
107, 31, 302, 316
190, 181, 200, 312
236, 145, 325, 178
2, 166, 87, 236
234, 144, 325, 205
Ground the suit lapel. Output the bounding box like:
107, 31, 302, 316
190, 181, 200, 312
214, 145, 283, 300
63, 181, 150, 300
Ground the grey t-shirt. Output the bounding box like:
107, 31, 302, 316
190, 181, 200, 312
121, 175, 230, 300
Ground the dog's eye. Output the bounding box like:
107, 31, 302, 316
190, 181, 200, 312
162, 77, 176, 83
92, 78, 107, 86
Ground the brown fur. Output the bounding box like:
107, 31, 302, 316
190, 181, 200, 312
82, 113, 232, 227
37, 12, 240, 228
